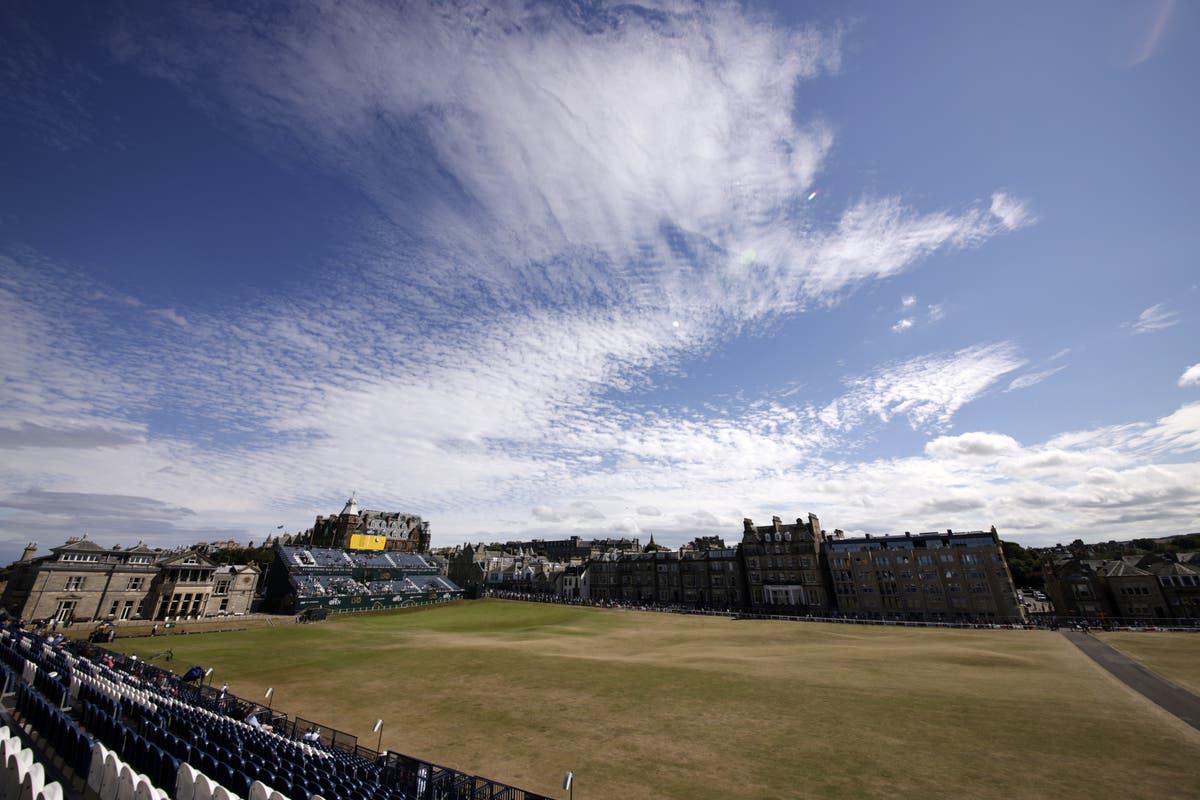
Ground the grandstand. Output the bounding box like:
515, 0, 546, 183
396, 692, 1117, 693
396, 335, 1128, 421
263, 545, 463, 615
0, 624, 551, 800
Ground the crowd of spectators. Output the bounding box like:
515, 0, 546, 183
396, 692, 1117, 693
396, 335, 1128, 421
480, 588, 1180, 631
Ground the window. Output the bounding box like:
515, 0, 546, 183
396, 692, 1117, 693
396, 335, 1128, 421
54, 600, 77, 622
127, 576, 145, 591
65, 576, 85, 591
961, 554, 979, 564
917, 555, 933, 566
214, 580, 231, 596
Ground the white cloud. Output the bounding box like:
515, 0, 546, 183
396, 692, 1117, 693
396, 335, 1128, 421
925, 432, 1021, 459
531, 505, 563, 523
800, 196, 1019, 299
821, 343, 1024, 431
891, 318, 913, 333
150, 308, 189, 328
1179, 363, 1200, 387
988, 192, 1036, 231
610, 518, 641, 535
926, 303, 944, 322
676, 510, 726, 529
107, 2, 1031, 325
901, 295, 917, 308
1131, 0, 1176, 66
1004, 365, 1066, 393
1130, 303, 1179, 334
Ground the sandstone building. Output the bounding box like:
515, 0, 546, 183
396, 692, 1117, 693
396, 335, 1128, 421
740, 514, 830, 611
1, 538, 258, 623
308, 496, 431, 552
825, 528, 1021, 622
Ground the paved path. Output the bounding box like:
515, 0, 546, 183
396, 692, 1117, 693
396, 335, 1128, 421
1062, 630, 1200, 731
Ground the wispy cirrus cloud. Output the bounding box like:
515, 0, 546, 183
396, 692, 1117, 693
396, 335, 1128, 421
819, 343, 1024, 431
1004, 365, 1067, 393
1130, 302, 1179, 334
988, 192, 1036, 231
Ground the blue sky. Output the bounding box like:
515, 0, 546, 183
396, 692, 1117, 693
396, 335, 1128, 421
1, 0, 1197, 563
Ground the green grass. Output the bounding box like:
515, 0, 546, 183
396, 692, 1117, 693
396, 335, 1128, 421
109, 601, 1200, 800
1096, 631, 1200, 695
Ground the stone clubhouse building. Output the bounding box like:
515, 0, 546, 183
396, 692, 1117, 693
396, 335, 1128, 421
1, 537, 258, 624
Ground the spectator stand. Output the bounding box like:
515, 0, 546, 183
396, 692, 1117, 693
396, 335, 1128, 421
1, 625, 555, 800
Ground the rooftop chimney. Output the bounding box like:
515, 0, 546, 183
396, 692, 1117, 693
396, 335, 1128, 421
20, 543, 37, 561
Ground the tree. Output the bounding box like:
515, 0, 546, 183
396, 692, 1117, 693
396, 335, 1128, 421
1000, 540, 1044, 590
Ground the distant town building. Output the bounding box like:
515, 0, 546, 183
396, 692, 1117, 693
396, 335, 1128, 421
1042, 552, 1199, 620
308, 496, 431, 553
825, 528, 1021, 622
500, 536, 641, 560
465, 513, 1032, 621
583, 547, 742, 607
740, 514, 830, 611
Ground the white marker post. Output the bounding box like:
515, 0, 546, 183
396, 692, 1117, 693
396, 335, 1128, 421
563, 771, 573, 800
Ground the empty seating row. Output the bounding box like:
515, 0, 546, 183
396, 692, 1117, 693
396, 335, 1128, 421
0, 724, 65, 800
81, 699, 181, 792
87, 739, 170, 800
13, 682, 93, 779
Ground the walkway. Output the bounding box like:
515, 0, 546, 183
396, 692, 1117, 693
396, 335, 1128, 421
1062, 630, 1200, 731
